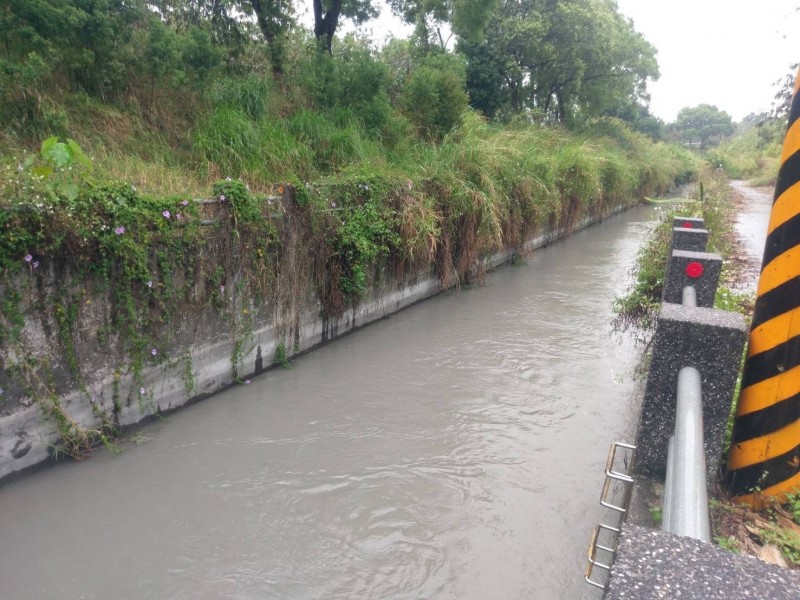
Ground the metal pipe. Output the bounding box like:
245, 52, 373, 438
682, 285, 697, 307
663, 435, 675, 531
662, 367, 711, 542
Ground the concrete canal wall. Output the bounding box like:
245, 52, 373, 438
0, 190, 636, 483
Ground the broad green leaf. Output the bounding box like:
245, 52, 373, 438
41, 137, 72, 170
40, 136, 59, 155
58, 182, 80, 201
67, 139, 93, 171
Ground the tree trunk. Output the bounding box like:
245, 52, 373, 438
250, 0, 285, 77
313, 0, 342, 54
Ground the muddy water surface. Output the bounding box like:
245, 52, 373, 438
0, 207, 659, 600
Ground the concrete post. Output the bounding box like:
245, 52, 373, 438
633, 303, 747, 484
673, 216, 704, 230
670, 227, 709, 254
662, 250, 722, 307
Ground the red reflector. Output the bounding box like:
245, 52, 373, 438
686, 262, 704, 278
682, 222, 694, 228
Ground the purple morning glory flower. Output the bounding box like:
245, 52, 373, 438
162, 210, 171, 219
32, 261, 39, 269
151, 348, 157, 356
115, 226, 125, 235
181, 200, 189, 206
24, 254, 32, 262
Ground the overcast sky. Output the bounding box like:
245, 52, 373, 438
325, 0, 799, 124
615, 0, 799, 123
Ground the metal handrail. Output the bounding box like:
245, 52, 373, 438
662, 366, 711, 542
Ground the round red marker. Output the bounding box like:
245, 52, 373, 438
686, 262, 704, 278
682, 222, 694, 228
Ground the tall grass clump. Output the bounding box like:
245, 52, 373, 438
207, 75, 276, 121
584, 117, 698, 197
287, 109, 378, 171
191, 107, 262, 176
707, 121, 782, 186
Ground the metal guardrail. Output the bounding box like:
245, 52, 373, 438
662, 366, 711, 542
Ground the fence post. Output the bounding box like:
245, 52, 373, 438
633, 303, 746, 483
662, 250, 722, 307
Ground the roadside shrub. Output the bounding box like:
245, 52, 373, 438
402, 55, 469, 141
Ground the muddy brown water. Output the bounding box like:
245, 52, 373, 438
0, 206, 661, 600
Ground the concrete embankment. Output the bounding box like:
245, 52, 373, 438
0, 190, 634, 483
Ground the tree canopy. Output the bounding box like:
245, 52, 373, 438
0, 0, 662, 138
671, 104, 735, 149
460, 0, 659, 126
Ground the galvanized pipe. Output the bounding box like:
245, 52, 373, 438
662, 366, 710, 542
663, 435, 675, 532
682, 285, 697, 307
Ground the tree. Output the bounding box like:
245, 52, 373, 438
389, 0, 500, 50
771, 63, 799, 120
460, 0, 659, 124
673, 104, 735, 149
247, 0, 294, 76
313, 0, 379, 54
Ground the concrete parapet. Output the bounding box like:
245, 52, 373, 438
605, 524, 800, 599
633, 303, 747, 483
663, 250, 722, 307
670, 226, 709, 253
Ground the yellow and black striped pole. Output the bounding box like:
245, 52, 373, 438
727, 66, 800, 505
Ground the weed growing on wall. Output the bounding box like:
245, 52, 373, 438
1, 121, 698, 462
0, 141, 287, 456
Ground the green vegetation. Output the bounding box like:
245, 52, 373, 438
708, 117, 784, 186
669, 104, 735, 150
0, 0, 701, 458
614, 169, 741, 333
703, 63, 798, 186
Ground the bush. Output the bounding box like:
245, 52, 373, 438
402, 55, 469, 141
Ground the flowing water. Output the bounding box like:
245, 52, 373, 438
0, 206, 660, 600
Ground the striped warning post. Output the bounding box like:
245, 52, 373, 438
727, 67, 800, 505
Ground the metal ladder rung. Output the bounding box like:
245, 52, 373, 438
585, 441, 636, 592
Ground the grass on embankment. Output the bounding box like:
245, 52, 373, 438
0, 86, 698, 460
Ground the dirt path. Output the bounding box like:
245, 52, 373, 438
729, 180, 773, 294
